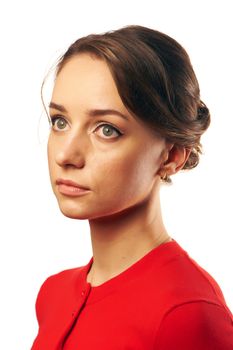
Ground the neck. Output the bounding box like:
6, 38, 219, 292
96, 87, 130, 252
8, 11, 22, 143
87, 189, 171, 286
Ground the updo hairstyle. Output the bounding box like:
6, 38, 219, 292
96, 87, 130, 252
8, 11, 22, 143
45, 25, 211, 183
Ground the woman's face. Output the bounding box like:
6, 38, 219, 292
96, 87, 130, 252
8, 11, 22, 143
48, 53, 169, 220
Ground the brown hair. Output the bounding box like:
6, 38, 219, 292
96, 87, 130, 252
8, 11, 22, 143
43, 24, 211, 183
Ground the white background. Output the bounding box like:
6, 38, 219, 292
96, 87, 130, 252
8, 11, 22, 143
0, 0, 232, 348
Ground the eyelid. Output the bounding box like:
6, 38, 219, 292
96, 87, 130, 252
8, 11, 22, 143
50, 114, 67, 123
94, 121, 123, 133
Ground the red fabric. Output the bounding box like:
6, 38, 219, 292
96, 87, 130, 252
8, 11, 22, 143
31, 240, 233, 349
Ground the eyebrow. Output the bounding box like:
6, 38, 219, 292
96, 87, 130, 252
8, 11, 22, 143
48, 102, 129, 121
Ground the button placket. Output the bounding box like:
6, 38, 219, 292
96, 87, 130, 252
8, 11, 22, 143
71, 286, 90, 319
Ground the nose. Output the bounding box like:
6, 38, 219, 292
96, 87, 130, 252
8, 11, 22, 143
54, 130, 86, 168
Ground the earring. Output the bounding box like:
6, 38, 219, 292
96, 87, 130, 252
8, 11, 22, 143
161, 173, 168, 181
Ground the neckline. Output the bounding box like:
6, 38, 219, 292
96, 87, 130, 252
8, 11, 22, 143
87, 238, 174, 287
82, 239, 185, 305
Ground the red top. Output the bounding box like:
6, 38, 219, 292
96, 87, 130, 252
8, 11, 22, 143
31, 239, 233, 349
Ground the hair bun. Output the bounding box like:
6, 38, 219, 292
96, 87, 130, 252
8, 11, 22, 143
196, 101, 211, 130
197, 101, 210, 120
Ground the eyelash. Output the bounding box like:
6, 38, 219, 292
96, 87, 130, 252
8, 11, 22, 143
50, 115, 123, 139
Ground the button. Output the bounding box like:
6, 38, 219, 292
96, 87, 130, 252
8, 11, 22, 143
81, 290, 85, 296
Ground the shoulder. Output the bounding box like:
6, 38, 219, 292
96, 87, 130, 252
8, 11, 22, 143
154, 301, 233, 349
37, 266, 83, 296
39, 266, 83, 289
35, 266, 84, 324
153, 243, 229, 307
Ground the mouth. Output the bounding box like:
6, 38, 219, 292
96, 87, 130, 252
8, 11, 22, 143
56, 178, 90, 189
56, 178, 90, 197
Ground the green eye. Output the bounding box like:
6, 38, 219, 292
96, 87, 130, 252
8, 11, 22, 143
51, 116, 67, 130
57, 118, 66, 129
95, 123, 123, 139
102, 125, 114, 136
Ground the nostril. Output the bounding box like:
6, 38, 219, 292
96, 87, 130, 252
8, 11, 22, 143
55, 152, 85, 169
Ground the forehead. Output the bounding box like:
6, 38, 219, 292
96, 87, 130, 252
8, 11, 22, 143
56, 53, 111, 83
52, 54, 123, 108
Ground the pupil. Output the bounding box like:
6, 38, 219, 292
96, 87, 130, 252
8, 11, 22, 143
103, 126, 112, 136
58, 119, 66, 129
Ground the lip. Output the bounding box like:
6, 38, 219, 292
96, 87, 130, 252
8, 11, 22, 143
56, 178, 90, 190
56, 178, 90, 197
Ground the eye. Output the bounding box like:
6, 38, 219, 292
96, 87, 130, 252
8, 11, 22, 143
50, 115, 68, 131
94, 123, 123, 139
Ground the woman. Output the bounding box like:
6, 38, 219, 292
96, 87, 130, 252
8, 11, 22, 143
31, 25, 233, 349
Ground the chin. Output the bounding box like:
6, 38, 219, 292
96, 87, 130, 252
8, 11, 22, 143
56, 201, 89, 220
59, 208, 90, 220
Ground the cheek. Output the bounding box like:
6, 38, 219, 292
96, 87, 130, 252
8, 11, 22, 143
47, 141, 52, 164
93, 148, 156, 197
47, 138, 56, 174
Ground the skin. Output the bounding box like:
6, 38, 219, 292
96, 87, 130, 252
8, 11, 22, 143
48, 53, 190, 286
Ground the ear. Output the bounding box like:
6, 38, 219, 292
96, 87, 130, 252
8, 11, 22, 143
159, 143, 191, 178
